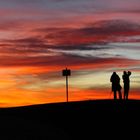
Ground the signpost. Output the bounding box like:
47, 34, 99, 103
62, 68, 71, 102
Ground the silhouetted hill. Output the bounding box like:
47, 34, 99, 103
0, 99, 140, 139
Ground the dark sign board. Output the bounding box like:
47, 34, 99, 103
62, 69, 71, 76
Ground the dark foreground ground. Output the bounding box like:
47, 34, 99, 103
0, 99, 140, 139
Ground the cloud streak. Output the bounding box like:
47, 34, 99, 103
0, 19, 140, 71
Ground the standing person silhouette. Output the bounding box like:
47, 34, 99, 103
110, 72, 122, 100
122, 71, 131, 100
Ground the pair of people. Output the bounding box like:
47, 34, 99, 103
110, 71, 131, 100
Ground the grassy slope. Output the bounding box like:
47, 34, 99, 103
0, 99, 139, 139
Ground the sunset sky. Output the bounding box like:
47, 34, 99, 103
0, 0, 140, 107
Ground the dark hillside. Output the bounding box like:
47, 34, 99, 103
0, 99, 139, 139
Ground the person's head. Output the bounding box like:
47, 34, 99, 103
128, 71, 131, 76
123, 71, 127, 75
113, 72, 116, 75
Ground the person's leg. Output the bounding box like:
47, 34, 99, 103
119, 90, 122, 100
124, 89, 126, 100
124, 85, 128, 100
126, 89, 129, 100
114, 91, 117, 100
123, 87, 125, 99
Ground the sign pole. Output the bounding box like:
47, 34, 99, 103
62, 68, 71, 103
66, 74, 68, 102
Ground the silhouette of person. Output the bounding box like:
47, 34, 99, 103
110, 72, 122, 100
122, 71, 131, 100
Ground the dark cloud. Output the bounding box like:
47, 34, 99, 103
0, 52, 139, 68
8, 37, 45, 45
0, 19, 139, 68
89, 19, 140, 33
37, 19, 140, 46
49, 43, 110, 50
1, 37, 50, 54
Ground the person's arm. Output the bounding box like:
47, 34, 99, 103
128, 71, 131, 76
110, 76, 112, 82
